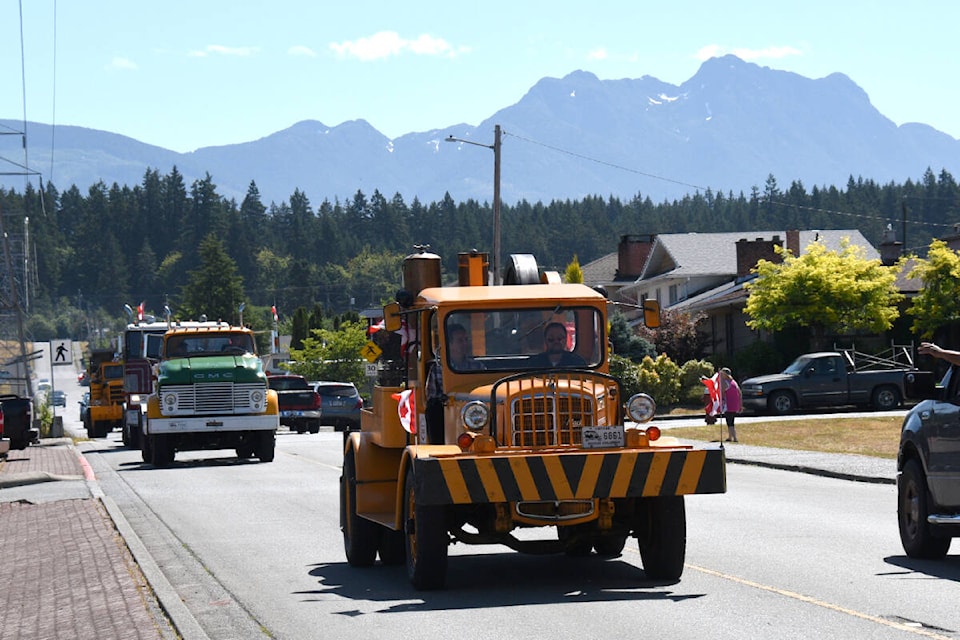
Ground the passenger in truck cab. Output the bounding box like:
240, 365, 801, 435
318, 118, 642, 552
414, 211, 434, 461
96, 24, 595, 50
527, 322, 586, 368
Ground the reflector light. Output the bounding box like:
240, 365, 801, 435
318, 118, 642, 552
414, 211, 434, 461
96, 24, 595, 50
646, 425, 661, 441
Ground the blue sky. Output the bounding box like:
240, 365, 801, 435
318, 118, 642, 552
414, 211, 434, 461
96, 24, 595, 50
2, 0, 958, 154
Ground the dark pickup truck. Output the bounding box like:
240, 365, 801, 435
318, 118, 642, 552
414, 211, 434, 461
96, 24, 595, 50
268, 374, 322, 434
897, 367, 960, 558
1, 394, 37, 450
740, 350, 917, 415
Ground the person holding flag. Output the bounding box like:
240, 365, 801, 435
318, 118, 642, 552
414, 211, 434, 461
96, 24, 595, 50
702, 367, 742, 442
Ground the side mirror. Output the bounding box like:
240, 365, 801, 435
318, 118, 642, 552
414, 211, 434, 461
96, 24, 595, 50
383, 302, 402, 332
642, 299, 661, 329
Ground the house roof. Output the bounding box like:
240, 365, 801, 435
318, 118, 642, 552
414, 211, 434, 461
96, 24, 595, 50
639, 229, 878, 281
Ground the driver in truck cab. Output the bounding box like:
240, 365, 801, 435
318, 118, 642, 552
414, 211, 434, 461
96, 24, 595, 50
527, 322, 586, 368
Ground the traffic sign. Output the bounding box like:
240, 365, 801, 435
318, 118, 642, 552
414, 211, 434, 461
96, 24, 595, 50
51, 340, 73, 366
361, 341, 382, 363
365, 362, 378, 377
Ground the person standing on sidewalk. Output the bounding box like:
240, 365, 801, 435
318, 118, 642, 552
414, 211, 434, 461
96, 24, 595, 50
720, 367, 742, 442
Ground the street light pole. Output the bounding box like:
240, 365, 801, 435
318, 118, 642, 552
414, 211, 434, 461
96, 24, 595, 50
446, 124, 502, 285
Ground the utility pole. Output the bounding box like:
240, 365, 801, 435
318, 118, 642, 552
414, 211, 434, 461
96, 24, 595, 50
446, 124, 503, 284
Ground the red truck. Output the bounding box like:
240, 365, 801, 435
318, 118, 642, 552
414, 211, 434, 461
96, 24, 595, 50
268, 374, 322, 434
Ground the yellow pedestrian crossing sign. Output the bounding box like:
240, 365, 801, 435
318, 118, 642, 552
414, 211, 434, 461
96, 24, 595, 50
51, 340, 73, 366
361, 341, 382, 363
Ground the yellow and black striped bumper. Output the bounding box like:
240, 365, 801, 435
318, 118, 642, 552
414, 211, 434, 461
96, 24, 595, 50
411, 447, 726, 506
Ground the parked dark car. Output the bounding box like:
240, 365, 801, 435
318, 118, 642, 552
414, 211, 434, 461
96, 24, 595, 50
268, 374, 322, 434
312, 381, 362, 431
52, 390, 66, 407
0, 394, 36, 450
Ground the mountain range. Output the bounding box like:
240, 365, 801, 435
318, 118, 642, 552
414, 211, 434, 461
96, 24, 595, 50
2, 55, 958, 207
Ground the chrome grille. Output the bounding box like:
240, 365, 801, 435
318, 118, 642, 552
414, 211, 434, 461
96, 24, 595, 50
501, 372, 602, 448
162, 383, 265, 415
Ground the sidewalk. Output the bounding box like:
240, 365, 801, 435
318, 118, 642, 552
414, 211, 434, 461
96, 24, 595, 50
0, 438, 177, 640
0, 435, 898, 640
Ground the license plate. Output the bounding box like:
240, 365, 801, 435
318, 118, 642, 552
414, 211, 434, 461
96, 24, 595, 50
581, 425, 624, 449
281, 410, 302, 417
329, 400, 344, 407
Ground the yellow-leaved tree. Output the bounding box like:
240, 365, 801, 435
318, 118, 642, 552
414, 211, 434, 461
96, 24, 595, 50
744, 238, 903, 351
906, 239, 960, 339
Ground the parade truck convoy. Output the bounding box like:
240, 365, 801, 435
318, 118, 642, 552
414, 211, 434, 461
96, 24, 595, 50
84, 348, 125, 438
140, 323, 279, 467
341, 248, 727, 590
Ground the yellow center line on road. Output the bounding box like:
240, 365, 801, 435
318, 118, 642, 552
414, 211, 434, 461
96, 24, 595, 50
686, 563, 952, 640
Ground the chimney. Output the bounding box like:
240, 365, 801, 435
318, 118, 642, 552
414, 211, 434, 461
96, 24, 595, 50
879, 225, 902, 266
786, 229, 800, 257
736, 237, 781, 279
616, 234, 654, 279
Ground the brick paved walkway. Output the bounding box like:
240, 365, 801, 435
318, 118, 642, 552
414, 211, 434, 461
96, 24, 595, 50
0, 441, 173, 640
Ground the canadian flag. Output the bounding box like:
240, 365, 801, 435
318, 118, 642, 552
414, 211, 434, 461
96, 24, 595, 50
271, 305, 278, 323
392, 389, 416, 434
396, 317, 416, 356
367, 318, 385, 336
137, 301, 144, 321
702, 372, 723, 417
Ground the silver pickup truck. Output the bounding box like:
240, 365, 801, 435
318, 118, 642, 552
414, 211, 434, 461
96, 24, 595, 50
898, 366, 960, 558
740, 350, 916, 415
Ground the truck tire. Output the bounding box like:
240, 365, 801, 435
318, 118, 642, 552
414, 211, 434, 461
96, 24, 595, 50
378, 528, 406, 565
9, 437, 27, 451
872, 386, 901, 411
404, 466, 448, 590
898, 458, 951, 559
150, 434, 175, 467
129, 415, 142, 450
141, 431, 152, 463
637, 496, 686, 581
767, 390, 795, 415
594, 533, 628, 557
341, 450, 379, 567
256, 430, 276, 462
121, 422, 131, 447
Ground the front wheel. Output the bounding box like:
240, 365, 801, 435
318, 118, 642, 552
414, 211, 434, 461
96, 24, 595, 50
767, 390, 795, 415
150, 434, 175, 467
637, 496, 686, 581
405, 466, 448, 590
898, 458, 951, 558
256, 430, 276, 462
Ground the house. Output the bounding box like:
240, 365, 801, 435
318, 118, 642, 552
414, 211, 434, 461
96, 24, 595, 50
582, 229, 884, 359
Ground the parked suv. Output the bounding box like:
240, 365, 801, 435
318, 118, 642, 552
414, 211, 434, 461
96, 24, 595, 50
898, 367, 960, 558
312, 381, 362, 431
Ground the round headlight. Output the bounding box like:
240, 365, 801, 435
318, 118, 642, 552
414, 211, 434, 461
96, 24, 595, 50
460, 401, 490, 431
626, 393, 656, 423
162, 392, 177, 410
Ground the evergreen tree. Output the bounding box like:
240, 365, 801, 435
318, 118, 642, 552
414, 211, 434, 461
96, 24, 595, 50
179, 234, 245, 323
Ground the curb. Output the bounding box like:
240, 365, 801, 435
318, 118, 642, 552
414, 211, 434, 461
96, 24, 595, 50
725, 455, 896, 485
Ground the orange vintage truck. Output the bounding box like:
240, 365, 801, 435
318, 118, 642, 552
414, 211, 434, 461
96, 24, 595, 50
341, 248, 727, 589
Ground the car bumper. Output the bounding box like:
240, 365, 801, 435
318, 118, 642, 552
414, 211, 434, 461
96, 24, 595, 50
147, 414, 279, 434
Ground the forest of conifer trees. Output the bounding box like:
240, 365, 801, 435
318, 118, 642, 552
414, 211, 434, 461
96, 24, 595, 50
0, 165, 957, 340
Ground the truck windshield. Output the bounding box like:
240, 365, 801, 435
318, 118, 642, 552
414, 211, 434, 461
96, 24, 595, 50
165, 333, 255, 357
444, 306, 603, 372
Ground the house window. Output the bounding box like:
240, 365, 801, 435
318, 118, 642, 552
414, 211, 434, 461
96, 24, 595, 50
668, 284, 678, 305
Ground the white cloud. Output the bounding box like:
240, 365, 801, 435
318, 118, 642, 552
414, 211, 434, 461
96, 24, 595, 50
329, 31, 468, 61
288, 45, 317, 57
107, 57, 137, 71
696, 44, 802, 61
587, 47, 608, 61
188, 44, 260, 58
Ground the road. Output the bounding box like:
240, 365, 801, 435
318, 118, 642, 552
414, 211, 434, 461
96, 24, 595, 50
40, 350, 959, 640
